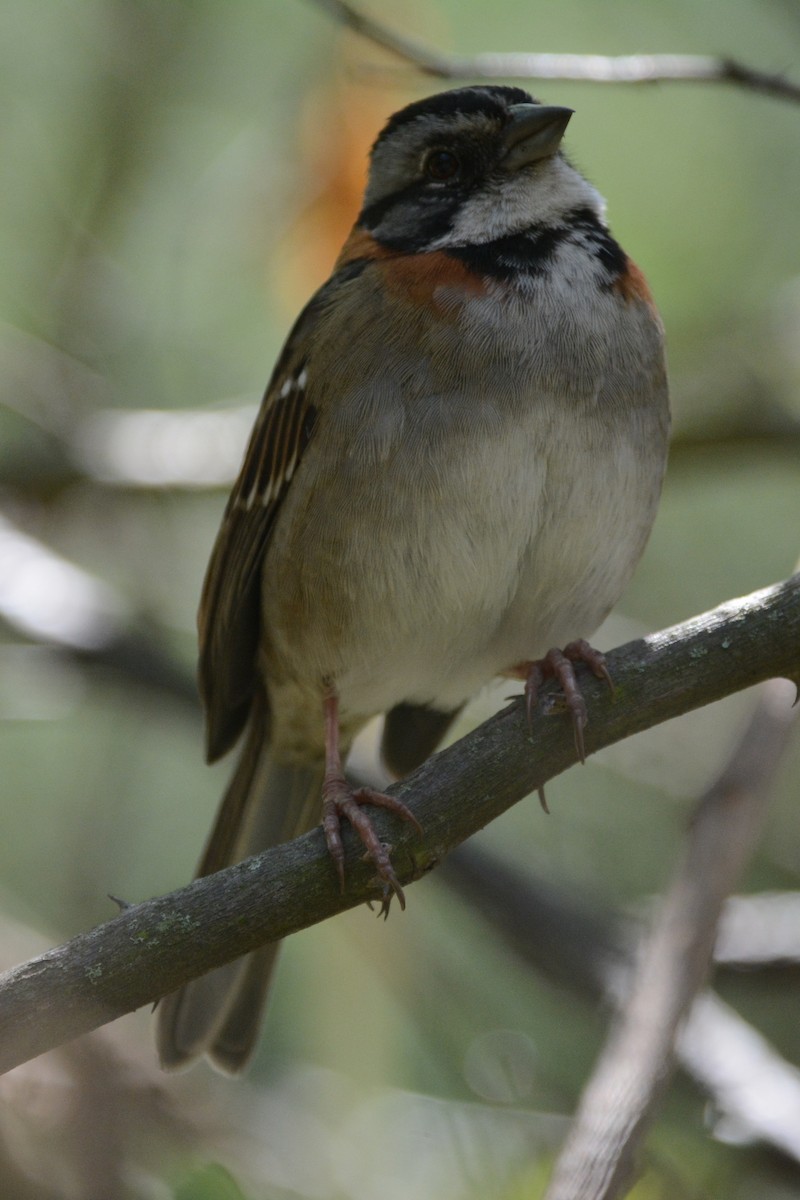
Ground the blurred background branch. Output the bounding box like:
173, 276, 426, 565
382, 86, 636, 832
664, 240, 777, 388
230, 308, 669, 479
544, 676, 799, 1199
444, 830, 800, 1169
0, 515, 198, 709
307, 0, 800, 101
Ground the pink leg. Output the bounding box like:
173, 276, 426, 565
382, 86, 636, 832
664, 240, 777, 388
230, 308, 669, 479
509, 639, 613, 763
321, 691, 422, 912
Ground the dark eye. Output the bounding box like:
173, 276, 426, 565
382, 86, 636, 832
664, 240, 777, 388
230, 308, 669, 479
424, 148, 462, 182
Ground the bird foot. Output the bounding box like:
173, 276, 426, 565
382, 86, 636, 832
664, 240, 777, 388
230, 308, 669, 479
321, 774, 422, 911
510, 639, 613, 763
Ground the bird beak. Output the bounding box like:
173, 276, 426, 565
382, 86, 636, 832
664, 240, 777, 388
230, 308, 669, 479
501, 105, 574, 170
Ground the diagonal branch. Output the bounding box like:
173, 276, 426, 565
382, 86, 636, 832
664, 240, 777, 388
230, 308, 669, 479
543, 674, 799, 1200
0, 575, 798, 1077
305, 0, 800, 104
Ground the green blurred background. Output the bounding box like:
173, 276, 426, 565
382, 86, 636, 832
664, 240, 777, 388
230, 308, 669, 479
1, 1, 799, 1197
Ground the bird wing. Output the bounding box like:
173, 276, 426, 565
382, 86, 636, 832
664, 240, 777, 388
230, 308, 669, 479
198, 303, 320, 763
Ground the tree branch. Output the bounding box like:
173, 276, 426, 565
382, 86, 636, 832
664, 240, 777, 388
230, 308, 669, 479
543, 674, 799, 1199
0, 575, 798, 1076
444, 821, 800, 1167
306, 0, 800, 104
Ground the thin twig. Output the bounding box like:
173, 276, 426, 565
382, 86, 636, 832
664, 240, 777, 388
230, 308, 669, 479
443, 827, 800, 1166
544, 676, 799, 1200
304, 0, 449, 73
0, 575, 797, 1076
305, 0, 800, 104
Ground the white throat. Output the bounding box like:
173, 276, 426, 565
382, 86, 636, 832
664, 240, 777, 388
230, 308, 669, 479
436, 156, 606, 247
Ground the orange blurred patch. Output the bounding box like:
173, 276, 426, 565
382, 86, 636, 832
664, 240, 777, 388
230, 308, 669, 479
273, 7, 451, 313
275, 81, 403, 311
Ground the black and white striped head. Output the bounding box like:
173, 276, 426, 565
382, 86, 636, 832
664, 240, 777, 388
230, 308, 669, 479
358, 86, 604, 253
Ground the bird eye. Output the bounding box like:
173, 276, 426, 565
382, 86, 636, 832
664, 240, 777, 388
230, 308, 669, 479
424, 148, 462, 182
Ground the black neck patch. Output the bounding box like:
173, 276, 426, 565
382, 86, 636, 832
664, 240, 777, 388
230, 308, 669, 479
447, 228, 566, 281
568, 207, 628, 278
446, 207, 627, 283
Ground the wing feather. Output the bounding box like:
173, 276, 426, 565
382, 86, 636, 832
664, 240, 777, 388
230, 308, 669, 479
198, 349, 317, 763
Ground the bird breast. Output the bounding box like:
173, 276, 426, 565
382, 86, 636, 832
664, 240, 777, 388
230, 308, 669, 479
262, 263, 668, 721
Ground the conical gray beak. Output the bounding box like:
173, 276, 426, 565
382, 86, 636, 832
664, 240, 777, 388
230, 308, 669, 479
501, 104, 573, 170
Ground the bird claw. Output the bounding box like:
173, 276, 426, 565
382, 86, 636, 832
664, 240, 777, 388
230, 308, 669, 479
515, 639, 613, 764
322, 778, 418, 910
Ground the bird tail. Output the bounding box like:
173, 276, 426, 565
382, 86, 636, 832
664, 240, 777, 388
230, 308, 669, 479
156, 693, 323, 1073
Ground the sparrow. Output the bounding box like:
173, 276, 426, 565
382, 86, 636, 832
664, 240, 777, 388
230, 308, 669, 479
156, 85, 669, 1073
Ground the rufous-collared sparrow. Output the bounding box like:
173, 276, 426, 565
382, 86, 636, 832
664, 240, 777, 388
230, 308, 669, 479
157, 85, 669, 1072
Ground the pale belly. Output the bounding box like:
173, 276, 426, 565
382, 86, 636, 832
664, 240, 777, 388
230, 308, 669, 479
261, 393, 664, 728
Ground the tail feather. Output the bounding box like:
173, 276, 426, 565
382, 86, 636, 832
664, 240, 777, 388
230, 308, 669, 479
201, 944, 281, 1074
156, 695, 323, 1073
381, 701, 463, 777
